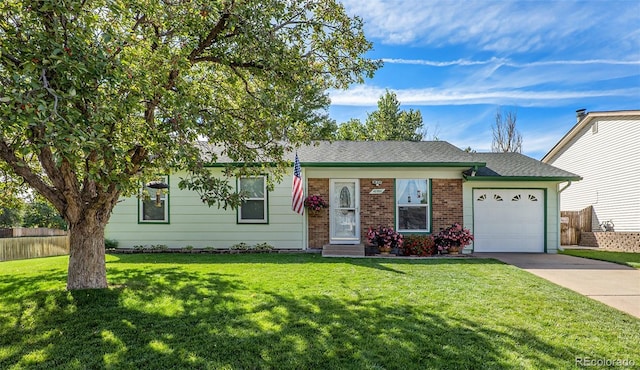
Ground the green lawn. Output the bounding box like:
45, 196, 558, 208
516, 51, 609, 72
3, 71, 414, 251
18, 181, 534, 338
1, 254, 639, 369
560, 249, 640, 268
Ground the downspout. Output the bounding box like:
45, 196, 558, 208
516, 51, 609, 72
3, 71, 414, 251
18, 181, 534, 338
556, 181, 572, 252
559, 181, 572, 193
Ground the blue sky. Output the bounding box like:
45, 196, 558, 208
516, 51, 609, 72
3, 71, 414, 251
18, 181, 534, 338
328, 0, 640, 159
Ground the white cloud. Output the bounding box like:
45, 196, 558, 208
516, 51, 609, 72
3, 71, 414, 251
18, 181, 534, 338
341, 0, 640, 56
383, 58, 640, 67
328, 85, 640, 107
382, 57, 505, 67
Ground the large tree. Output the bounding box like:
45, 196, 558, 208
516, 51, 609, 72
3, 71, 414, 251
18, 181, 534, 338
491, 108, 523, 153
0, 0, 379, 289
333, 90, 424, 141
365, 90, 423, 141
335, 118, 366, 140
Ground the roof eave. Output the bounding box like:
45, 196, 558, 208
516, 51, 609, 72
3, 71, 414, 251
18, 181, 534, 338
300, 161, 486, 168
205, 161, 487, 168
463, 175, 583, 182
542, 110, 640, 163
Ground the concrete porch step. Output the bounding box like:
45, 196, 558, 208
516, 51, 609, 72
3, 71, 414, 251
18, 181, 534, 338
322, 243, 365, 257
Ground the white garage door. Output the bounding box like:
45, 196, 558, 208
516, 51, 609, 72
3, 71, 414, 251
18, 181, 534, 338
473, 189, 545, 252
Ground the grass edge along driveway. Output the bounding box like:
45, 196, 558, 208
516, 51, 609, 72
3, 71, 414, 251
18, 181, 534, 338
560, 249, 640, 269
1, 253, 639, 369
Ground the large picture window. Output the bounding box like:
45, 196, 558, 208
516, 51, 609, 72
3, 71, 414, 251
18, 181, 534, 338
139, 176, 169, 223
396, 179, 430, 232
238, 175, 268, 224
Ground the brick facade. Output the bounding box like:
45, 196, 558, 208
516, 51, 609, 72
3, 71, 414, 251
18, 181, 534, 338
359, 178, 395, 241
307, 178, 329, 249
431, 179, 463, 233
307, 177, 464, 248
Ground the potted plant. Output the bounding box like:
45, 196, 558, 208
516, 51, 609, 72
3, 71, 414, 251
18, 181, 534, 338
434, 223, 473, 255
304, 195, 328, 215
367, 225, 403, 255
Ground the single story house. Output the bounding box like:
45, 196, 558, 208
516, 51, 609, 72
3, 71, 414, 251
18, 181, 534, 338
106, 141, 581, 253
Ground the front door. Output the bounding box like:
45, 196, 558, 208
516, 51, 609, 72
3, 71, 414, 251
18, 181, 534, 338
329, 179, 360, 244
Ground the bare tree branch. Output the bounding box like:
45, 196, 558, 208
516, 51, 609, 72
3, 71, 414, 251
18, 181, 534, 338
491, 108, 522, 153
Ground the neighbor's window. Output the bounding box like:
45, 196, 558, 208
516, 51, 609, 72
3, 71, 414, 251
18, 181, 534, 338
139, 176, 169, 223
238, 175, 268, 224
396, 179, 430, 232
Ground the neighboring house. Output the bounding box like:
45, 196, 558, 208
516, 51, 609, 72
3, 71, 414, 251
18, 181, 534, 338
542, 110, 640, 232
106, 141, 580, 253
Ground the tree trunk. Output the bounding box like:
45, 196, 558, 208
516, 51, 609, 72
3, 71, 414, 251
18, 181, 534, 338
66, 217, 108, 290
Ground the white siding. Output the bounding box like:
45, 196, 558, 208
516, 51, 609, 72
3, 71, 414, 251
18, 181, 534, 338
106, 167, 466, 249
463, 181, 561, 253
106, 169, 306, 249
546, 116, 640, 231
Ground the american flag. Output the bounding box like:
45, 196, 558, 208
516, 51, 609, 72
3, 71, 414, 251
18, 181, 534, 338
291, 153, 304, 215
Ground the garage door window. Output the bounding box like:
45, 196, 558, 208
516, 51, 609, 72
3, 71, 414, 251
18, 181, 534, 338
396, 179, 430, 232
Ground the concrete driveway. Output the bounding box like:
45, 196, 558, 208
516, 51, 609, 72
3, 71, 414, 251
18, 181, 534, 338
474, 253, 640, 318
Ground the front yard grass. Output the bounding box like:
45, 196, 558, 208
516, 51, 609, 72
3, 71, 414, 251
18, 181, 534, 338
560, 249, 640, 268
1, 253, 639, 369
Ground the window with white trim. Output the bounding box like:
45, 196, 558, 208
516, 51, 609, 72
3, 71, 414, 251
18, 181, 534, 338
139, 175, 169, 223
238, 175, 268, 223
396, 179, 430, 232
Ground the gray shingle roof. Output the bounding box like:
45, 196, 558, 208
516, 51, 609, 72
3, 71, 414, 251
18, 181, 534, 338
294, 141, 479, 165
199, 140, 581, 180
466, 152, 582, 180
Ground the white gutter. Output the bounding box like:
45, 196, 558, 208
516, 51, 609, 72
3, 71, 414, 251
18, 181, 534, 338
559, 181, 572, 193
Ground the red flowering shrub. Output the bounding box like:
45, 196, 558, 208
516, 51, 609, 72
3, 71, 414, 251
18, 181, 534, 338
304, 195, 328, 211
434, 223, 474, 252
367, 225, 403, 248
401, 235, 435, 256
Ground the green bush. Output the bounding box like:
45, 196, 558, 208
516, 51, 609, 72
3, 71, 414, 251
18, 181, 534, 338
230, 242, 250, 250
104, 238, 119, 249
254, 242, 274, 251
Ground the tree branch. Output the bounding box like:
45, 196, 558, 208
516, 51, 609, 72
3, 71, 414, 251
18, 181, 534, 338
0, 51, 21, 67
0, 139, 65, 211
188, 2, 235, 61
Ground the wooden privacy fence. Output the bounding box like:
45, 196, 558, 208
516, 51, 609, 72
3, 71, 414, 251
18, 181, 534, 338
560, 206, 593, 245
0, 227, 67, 238
0, 236, 69, 261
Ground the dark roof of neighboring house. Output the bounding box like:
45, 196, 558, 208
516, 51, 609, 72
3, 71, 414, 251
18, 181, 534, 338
464, 153, 582, 181
199, 140, 581, 181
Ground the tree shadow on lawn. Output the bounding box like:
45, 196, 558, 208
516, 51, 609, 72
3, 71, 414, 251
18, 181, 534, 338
106, 252, 505, 275
0, 264, 602, 369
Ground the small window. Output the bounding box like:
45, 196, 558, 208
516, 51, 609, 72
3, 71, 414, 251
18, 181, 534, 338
477, 194, 487, 202
494, 194, 503, 201
238, 175, 268, 224
528, 194, 538, 202
139, 175, 169, 223
512, 194, 521, 201
396, 179, 429, 232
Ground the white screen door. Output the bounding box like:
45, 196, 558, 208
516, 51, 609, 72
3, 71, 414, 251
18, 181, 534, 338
329, 179, 360, 244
